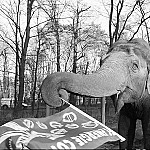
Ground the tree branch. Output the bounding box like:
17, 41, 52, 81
129, 15, 150, 40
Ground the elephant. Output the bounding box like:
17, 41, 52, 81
110, 92, 150, 149
41, 38, 150, 149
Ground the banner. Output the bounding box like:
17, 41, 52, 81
0, 102, 125, 149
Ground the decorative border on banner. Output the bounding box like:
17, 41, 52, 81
61, 98, 126, 142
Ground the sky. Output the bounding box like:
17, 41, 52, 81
82, 0, 109, 23
84, 0, 109, 31
0, 0, 109, 34
0, 0, 110, 79
0, 0, 148, 79
66, 0, 110, 32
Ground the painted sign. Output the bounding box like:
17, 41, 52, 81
0, 103, 125, 149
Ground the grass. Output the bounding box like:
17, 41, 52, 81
0, 107, 46, 126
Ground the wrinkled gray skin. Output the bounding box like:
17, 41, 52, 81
117, 96, 150, 149
41, 38, 150, 112
41, 38, 150, 149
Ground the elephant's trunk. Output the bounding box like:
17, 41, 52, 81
41, 52, 128, 107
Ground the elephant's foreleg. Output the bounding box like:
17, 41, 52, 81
118, 104, 137, 149
141, 104, 150, 149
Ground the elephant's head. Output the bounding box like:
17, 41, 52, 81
41, 38, 150, 112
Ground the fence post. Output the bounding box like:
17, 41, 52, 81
101, 97, 106, 124
46, 105, 50, 116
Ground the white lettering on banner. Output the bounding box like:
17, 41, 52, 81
36, 121, 48, 129
50, 140, 76, 149
71, 136, 85, 146
15, 130, 66, 149
102, 128, 115, 136
97, 129, 109, 136
79, 133, 92, 142
2, 122, 29, 131
56, 142, 70, 149
81, 121, 99, 128
65, 123, 79, 129
50, 129, 67, 135
71, 128, 111, 147
63, 140, 76, 149
92, 130, 105, 137
76, 135, 88, 144
84, 131, 98, 140
63, 112, 77, 123
0, 110, 121, 149
49, 121, 63, 128
23, 119, 34, 129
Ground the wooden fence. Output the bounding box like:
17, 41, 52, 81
0, 98, 116, 126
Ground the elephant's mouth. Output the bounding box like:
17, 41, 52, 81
114, 87, 143, 113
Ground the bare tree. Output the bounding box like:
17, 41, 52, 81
109, 0, 114, 47
31, 13, 41, 114
108, 0, 150, 47
71, 3, 91, 73
0, 0, 35, 113
133, 0, 150, 43
38, 0, 66, 72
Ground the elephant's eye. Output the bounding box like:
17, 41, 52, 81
132, 62, 139, 72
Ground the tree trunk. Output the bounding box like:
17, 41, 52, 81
14, 0, 20, 113
56, 26, 61, 72
32, 11, 41, 115
70, 18, 78, 105
16, 0, 35, 112
109, 0, 114, 47
32, 39, 40, 114
72, 16, 78, 74
14, 53, 18, 108
18, 60, 25, 110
